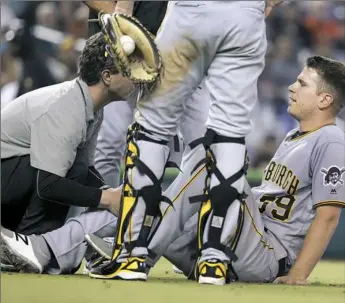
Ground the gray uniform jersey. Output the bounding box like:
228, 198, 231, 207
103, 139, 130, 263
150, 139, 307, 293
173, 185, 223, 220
1, 78, 103, 177
252, 125, 345, 263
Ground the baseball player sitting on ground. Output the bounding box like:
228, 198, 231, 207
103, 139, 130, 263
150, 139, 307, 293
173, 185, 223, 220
2, 56, 344, 286
141, 56, 345, 286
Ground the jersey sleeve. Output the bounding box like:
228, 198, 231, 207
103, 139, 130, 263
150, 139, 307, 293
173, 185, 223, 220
30, 106, 84, 177
311, 142, 345, 209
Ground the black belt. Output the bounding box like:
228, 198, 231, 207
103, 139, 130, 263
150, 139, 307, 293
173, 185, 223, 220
264, 226, 289, 278
277, 256, 289, 278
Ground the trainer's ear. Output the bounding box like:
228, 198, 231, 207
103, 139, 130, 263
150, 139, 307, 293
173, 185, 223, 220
101, 70, 112, 87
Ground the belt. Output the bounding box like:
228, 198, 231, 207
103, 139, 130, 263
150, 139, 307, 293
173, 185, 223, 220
277, 257, 289, 278
263, 226, 290, 278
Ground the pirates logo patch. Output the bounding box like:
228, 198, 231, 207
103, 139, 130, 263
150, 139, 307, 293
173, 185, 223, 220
321, 166, 345, 186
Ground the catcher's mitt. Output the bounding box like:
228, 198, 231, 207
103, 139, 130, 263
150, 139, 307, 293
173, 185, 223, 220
92, 12, 162, 91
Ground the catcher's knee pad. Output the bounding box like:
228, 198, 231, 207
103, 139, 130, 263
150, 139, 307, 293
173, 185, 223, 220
191, 129, 248, 260
112, 123, 172, 260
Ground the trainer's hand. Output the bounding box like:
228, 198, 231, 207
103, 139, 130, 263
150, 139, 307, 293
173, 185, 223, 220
100, 186, 123, 216
265, 0, 283, 18
273, 275, 309, 286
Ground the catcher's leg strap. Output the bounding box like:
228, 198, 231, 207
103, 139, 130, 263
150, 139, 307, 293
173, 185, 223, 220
112, 123, 173, 259
189, 129, 248, 261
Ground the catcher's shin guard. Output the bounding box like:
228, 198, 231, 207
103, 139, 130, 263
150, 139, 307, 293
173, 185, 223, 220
111, 123, 172, 262
190, 129, 248, 262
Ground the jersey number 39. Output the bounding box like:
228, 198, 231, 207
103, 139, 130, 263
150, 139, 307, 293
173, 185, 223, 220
259, 194, 295, 221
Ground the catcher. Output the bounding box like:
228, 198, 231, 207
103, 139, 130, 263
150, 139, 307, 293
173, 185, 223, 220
1, 14, 162, 236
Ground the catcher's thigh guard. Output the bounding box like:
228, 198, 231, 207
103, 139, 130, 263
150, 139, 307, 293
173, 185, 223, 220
112, 123, 171, 260
191, 129, 248, 260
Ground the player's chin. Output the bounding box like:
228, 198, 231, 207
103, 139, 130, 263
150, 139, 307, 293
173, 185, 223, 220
287, 104, 298, 118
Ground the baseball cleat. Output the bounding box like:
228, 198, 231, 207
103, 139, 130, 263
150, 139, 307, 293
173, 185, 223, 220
1, 261, 20, 272
89, 257, 147, 281
83, 252, 108, 275
1, 239, 20, 272
0, 228, 43, 273
84, 234, 112, 260
197, 259, 227, 286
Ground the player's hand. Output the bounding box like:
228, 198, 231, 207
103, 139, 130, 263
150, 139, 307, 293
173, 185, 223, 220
265, 0, 283, 18
273, 275, 309, 286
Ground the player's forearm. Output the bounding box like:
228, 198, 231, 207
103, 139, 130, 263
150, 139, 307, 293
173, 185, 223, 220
114, 0, 134, 15
83, 1, 116, 14
288, 209, 340, 279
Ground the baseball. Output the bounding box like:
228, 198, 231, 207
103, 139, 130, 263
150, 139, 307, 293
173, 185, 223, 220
120, 35, 136, 55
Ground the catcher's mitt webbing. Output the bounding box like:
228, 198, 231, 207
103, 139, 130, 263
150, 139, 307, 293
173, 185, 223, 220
99, 12, 162, 84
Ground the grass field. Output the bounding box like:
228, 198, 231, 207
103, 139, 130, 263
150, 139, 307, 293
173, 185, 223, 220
2, 259, 344, 303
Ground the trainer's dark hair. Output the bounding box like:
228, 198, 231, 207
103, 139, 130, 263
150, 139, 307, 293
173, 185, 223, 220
306, 56, 345, 115
77, 32, 118, 85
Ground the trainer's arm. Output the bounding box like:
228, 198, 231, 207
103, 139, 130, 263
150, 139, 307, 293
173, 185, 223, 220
275, 205, 342, 285
83, 1, 116, 14
36, 170, 121, 215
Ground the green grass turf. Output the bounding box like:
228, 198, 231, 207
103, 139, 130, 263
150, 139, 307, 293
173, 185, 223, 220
2, 259, 344, 303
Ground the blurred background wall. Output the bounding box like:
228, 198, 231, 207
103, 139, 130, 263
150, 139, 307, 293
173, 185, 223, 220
1, 0, 344, 259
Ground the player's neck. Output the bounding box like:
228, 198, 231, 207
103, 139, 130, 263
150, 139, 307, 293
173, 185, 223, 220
299, 117, 336, 132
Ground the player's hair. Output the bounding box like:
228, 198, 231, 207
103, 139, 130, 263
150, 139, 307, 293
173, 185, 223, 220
306, 56, 345, 115
77, 32, 118, 85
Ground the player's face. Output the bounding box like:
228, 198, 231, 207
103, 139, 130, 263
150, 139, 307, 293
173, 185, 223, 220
287, 67, 322, 120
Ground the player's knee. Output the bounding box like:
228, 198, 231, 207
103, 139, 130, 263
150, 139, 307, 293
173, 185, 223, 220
210, 182, 239, 212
